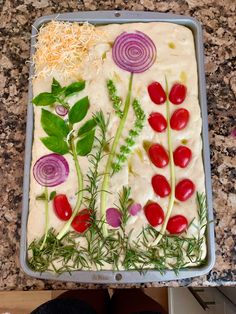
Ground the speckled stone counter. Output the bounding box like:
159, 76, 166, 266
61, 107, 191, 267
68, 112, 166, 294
0, 0, 235, 290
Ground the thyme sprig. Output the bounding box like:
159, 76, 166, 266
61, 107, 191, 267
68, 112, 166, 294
107, 80, 123, 118
112, 99, 146, 173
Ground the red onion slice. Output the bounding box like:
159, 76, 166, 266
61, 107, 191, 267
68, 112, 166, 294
112, 31, 156, 73
55, 105, 68, 116
106, 207, 121, 228
128, 203, 142, 216
33, 153, 69, 187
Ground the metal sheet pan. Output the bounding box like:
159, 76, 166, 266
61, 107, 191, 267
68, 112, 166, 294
20, 11, 215, 283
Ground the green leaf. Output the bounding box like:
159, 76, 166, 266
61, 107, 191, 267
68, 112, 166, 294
51, 78, 62, 95
76, 130, 95, 156
64, 81, 85, 97
78, 118, 97, 137
36, 193, 46, 200
49, 191, 56, 201
69, 96, 89, 124
32, 92, 56, 106
41, 136, 69, 155
41, 109, 70, 138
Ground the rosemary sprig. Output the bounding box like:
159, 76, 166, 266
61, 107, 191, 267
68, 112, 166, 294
112, 99, 146, 173
197, 192, 207, 230
117, 186, 131, 230
28, 192, 208, 273
28, 229, 90, 273
107, 80, 123, 118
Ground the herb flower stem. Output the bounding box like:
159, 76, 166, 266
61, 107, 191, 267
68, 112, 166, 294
100, 73, 133, 237
153, 76, 176, 245
40, 186, 49, 250
57, 136, 83, 240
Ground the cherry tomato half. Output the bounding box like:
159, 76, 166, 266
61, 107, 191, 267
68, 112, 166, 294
144, 202, 164, 227
167, 215, 188, 234
170, 108, 189, 130
169, 83, 187, 105
175, 179, 195, 201
148, 144, 169, 168
152, 174, 171, 197
72, 209, 92, 233
148, 82, 167, 105
174, 146, 192, 168
53, 194, 72, 221
148, 112, 167, 133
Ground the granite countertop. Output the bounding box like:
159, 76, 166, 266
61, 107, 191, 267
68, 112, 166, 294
0, 0, 235, 290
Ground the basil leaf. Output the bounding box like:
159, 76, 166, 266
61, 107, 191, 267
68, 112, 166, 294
41, 136, 69, 155
32, 92, 56, 106
51, 78, 62, 95
69, 96, 89, 124
78, 118, 97, 137
41, 109, 70, 138
49, 191, 56, 201
64, 81, 85, 97
76, 130, 95, 156
36, 193, 46, 200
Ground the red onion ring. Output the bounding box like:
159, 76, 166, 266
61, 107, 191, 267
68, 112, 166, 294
55, 105, 68, 116
33, 153, 69, 187
106, 207, 121, 228
112, 31, 156, 73
128, 203, 142, 216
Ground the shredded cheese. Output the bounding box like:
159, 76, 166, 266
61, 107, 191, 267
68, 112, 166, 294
33, 21, 107, 80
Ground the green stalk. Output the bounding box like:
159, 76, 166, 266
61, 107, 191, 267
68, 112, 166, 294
153, 77, 176, 245
40, 186, 49, 250
57, 136, 83, 240
100, 73, 134, 237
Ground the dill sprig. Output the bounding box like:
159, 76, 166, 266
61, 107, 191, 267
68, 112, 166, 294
112, 99, 146, 173
107, 80, 123, 118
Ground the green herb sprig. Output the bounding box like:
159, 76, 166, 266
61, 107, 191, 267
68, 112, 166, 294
112, 99, 145, 173
28, 192, 208, 274
107, 80, 123, 118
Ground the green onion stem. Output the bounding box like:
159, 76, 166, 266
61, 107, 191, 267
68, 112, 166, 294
57, 135, 83, 240
40, 186, 49, 250
100, 73, 133, 237
153, 76, 176, 245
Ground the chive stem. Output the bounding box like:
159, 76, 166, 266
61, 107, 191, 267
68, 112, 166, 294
100, 73, 133, 237
153, 76, 176, 245
57, 135, 83, 240
40, 186, 49, 250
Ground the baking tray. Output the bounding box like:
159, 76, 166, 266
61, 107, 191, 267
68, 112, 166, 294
20, 11, 215, 283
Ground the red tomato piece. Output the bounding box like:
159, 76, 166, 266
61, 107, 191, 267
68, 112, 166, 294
175, 179, 195, 201
53, 194, 72, 221
170, 108, 189, 130
148, 112, 167, 133
167, 215, 188, 234
144, 202, 164, 227
72, 209, 92, 233
174, 146, 192, 168
148, 82, 167, 105
169, 83, 187, 105
148, 144, 169, 168
151, 174, 171, 197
